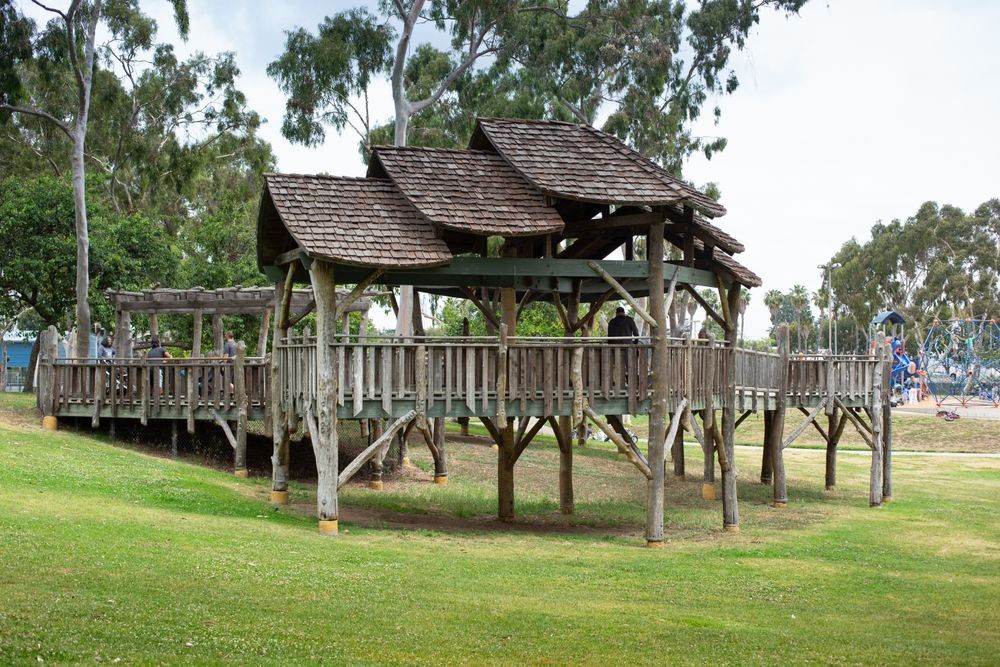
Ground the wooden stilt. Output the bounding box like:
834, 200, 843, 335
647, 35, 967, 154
771, 326, 789, 508
432, 416, 448, 484
882, 394, 893, 502
721, 283, 742, 529
270, 277, 291, 505
170, 419, 178, 458
761, 410, 774, 484
645, 217, 668, 547
869, 334, 885, 507
309, 260, 340, 533
497, 279, 518, 520
825, 408, 846, 490
233, 341, 248, 477
552, 415, 574, 514
368, 419, 388, 489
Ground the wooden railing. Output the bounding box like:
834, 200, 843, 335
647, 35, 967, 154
785, 354, 889, 405
275, 334, 741, 418
48, 357, 268, 420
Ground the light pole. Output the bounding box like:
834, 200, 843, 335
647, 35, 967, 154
818, 262, 842, 354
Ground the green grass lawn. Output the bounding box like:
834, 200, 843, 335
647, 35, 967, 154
1, 391, 999, 665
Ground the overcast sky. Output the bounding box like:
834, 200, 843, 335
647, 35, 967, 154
21, 0, 1000, 337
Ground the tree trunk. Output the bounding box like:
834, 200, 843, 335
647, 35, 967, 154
498, 418, 515, 520
645, 220, 668, 547
310, 261, 340, 532
71, 128, 91, 358
70, 3, 102, 358
556, 415, 574, 514
24, 336, 40, 393
761, 410, 773, 483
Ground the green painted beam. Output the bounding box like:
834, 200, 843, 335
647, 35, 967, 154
285, 257, 719, 290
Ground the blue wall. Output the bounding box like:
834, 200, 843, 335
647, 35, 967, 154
3, 340, 33, 368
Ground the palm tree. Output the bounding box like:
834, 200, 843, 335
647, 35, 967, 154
763, 290, 784, 325
789, 285, 810, 352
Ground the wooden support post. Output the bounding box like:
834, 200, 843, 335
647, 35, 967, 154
825, 408, 847, 490
432, 416, 448, 484
458, 318, 470, 436
497, 323, 508, 424
171, 420, 178, 458
368, 418, 387, 489
233, 341, 248, 477
771, 326, 790, 508
498, 417, 516, 521
701, 410, 716, 499
497, 283, 518, 520
645, 219, 668, 547
761, 411, 774, 484
870, 335, 885, 507
91, 363, 103, 428
310, 261, 340, 533
211, 313, 223, 355
149, 313, 159, 340
257, 306, 272, 356
721, 283, 741, 528
551, 415, 574, 515
192, 309, 204, 357
270, 278, 291, 505
882, 393, 893, 502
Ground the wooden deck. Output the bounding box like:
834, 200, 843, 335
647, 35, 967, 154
47, 358, 269, 423
40, 336, 886, 423
273, 335, 886, 420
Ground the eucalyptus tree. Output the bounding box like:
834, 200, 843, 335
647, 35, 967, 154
0, 0, 191, 356
269, 0, 549, 335
828, 198, 1000, 346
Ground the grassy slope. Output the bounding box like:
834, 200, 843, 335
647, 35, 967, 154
1, 392, 998, 666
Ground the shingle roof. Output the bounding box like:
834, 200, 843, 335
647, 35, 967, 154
370, 147, 563, 236
261, 174, 451, 269
697, 240, 761, 287
474, 118, 726, 218
691, 214, 745, 255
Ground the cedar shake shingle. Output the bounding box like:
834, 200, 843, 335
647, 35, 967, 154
475, 118, 726, 218
370, 147, 563, 236
261, 174, 451, 268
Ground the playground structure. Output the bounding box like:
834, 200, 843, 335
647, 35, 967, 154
920, 318, 1000, 408
35, 117, 895, 546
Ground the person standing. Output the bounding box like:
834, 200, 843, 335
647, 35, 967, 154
97, 336, 115, 362
223, 331, 237, 359
607, 307, 639, 342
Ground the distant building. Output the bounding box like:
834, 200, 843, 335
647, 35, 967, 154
2, 329, 34, 391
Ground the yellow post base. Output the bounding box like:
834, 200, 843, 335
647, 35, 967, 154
646, 540, 665, 549
772, 501, 787, 509
318, 519, 339, 535
702, 483, 716, 500
234, 469, 248, 478
402, 456, 411, 466
41, 416, 57, 431
433, 474, 448, 485
270, 490, 289, 505
368, 480, 383, 491
724, 525, 740, 533
825, 485, 835, 491
491, 444, 499, 451
882, 495, 893, 503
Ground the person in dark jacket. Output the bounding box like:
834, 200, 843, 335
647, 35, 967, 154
607, 307, 639, 342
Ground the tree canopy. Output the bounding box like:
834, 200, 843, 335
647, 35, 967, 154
825, 199, 1000, 347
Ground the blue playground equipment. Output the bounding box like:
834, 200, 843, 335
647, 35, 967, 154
919, 318, 1000, 408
